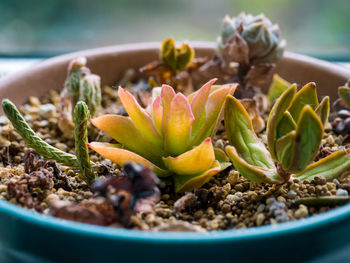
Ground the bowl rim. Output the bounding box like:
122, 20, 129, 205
1, 198, 350, 242
1, 42, 350, 242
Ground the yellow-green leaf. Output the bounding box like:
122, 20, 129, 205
191, 84, 236, 146
161, 84, 176, 134
267, 84, 296, 160
118, 87, 162, 147
288, 106, 323, 173
90, 115, 165, 166
164, 93, 194, 155
160, 38, 177, 71
174, 161, 222, 192
152, 96, 163, 134
225, 146, 283, 184
315, 96, 330, 125
163, 138, 215, 175
288, 82, 318, 121
276, 111, 296, 139
276, 131, 295, 169
268, 74, 291, 102
176, 43, 194, 71
225, 96, 275, 169
88, 142, 170, 177
190, 79, 217, 135
294, 149, 350, 181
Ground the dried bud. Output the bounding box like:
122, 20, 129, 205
90, 163, 161, 225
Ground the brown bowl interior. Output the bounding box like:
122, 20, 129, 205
0, 42, 349, 115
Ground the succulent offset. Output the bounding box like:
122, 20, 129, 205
58, 57, 101, 137
89, 79, 235, 192
140, 38, 197, 92
224, 81, 350, 183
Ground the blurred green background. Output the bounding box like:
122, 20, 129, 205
0, 0, 349, 60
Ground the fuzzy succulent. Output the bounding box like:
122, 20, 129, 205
224, 82, 350, 183
88, 79, 235, 192
58, 57, 101, 137
217, 13, 285, 65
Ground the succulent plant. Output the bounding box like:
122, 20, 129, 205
224, 82, 350, 183
195, 13, 286, 99
58, 57, 101, 137
217, 13, 286, 65
1, 99, 95, 184
338, 80, 350, 108
160, 38, 194, 72
88, 79, 235, 192
140, 38, 200, 92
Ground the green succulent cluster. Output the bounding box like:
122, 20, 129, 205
224, 81, 350, 183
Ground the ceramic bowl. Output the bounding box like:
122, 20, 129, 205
0, 42, 350, 263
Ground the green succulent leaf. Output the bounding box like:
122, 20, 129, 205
267, 84, 297, 160
288, 82, 318, 121
276, 131, 295, 169
276, 111, 296, 139
176, 43, 194, 71
225, 96, 275, 169
315, 96, 330, 125
268, 74, 291, 102
174, 161, 222, 192
339, 86, 350, 109
160, 38, 177, 71
214, 148, 232, 170
294, 149, 350, 181
287, 106, 323, 173
225, 146, 283, 184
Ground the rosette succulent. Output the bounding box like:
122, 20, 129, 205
88, 79, 235, 192
224, 82, 350, 183
217, 13, 286, 65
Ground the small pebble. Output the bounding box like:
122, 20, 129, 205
256, 213, 265, 226
227, 171, 239, 185
294, 205, 309, 219
314, 176, 327, 185
336, 189, 349, 197
257, 204, 265, 212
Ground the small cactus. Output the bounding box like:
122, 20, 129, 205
58, 57, 101, 138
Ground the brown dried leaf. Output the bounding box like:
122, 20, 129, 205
222, 33, 249, 65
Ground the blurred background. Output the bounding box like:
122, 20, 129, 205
0, 0, 349, 60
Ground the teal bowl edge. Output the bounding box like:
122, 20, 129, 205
0, 198, 350, 242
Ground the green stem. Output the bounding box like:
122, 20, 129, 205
2, 99, 88, 168
74, 101, 95, 184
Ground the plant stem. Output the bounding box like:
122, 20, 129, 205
74, 101, 95, 184
1, 99, 89, 168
